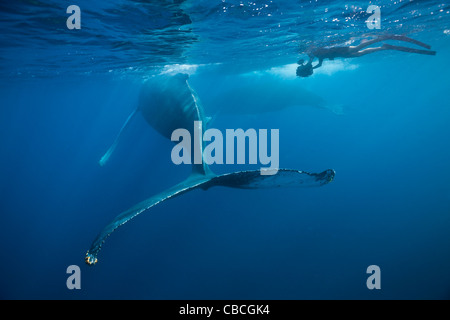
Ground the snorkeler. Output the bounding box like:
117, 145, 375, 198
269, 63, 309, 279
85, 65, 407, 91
296, 34, 436, 77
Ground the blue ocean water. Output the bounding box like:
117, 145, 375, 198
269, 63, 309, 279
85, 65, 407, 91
1, 0, 450, 299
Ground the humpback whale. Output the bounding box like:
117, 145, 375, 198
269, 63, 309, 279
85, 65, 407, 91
86, 73, 335, 265
192, 74, 344, 115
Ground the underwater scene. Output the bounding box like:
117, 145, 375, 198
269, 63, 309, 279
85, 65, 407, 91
1, 0, 450, 300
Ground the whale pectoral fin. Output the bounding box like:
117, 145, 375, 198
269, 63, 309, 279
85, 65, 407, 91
86, 168, 335, 265
203, 168, 335, 190
85, 176, 212, 265
99, 108, 138, 167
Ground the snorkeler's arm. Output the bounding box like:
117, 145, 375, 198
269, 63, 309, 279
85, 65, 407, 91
313, 58, 323, 69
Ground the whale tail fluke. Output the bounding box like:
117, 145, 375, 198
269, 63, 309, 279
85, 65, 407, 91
99, 108, 139, 167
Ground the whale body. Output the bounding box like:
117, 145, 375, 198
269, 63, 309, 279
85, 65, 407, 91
86, 73, 335, 265
192, 74, 342, 115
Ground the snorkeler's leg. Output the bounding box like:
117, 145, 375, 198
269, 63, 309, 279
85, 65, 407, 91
354, 44, 436, 57
352, 46, 390, 57
382, 44, 436, 55
382, 35, 432, 49
352, 34, 432, 53
352, 37, 387, 51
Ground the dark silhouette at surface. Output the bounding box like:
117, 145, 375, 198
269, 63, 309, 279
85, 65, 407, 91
296, 35, 436, 77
